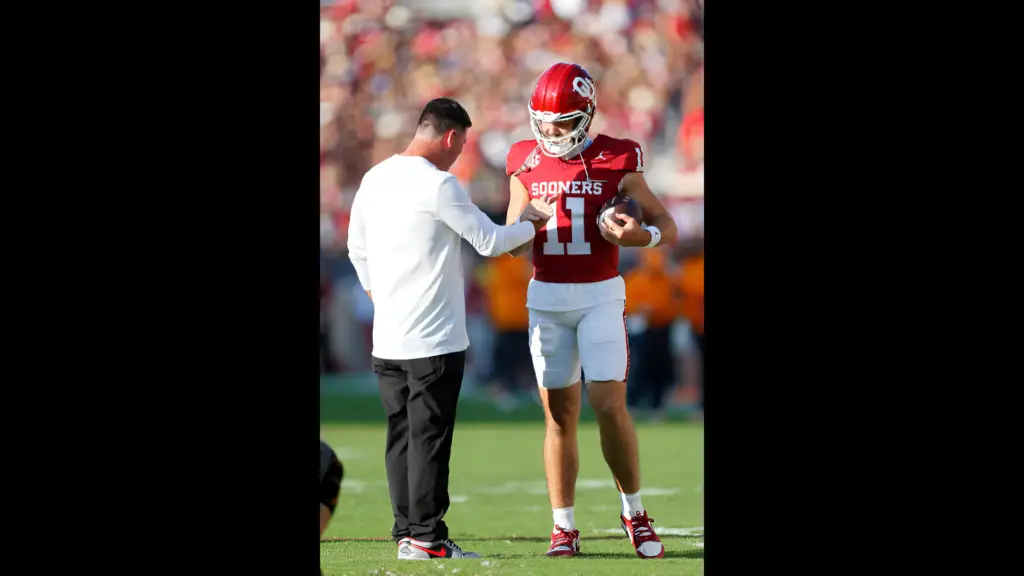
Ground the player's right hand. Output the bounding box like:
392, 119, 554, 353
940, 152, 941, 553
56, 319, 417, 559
520, 199, 554, 231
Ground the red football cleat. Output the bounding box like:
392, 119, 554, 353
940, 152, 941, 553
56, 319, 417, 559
621, 511, 665, 558
546, 525, 580, 557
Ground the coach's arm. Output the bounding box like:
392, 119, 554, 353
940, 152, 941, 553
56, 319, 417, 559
436, 176, 546, 257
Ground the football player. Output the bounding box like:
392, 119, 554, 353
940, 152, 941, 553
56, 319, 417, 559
503, 62, 679, 559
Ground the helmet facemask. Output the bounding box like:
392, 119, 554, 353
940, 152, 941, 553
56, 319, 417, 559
529, 107, 593, 159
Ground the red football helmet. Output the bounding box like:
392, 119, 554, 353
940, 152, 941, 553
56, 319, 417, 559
528, 62, 597, 158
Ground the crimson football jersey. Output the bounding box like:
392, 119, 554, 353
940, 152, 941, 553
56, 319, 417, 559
506, 134, 646, 284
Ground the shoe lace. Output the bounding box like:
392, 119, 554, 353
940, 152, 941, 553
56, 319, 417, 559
552, 525, 579, 546
630, 512, 657, 542
443, 539, 464, 553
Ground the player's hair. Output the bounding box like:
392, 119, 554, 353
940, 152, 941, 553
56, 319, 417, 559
416, 98, 472, 136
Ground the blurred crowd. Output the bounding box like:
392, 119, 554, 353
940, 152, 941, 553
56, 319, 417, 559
320, 0, 704, 418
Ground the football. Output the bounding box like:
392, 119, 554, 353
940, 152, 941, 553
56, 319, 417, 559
597, 195, 643, 227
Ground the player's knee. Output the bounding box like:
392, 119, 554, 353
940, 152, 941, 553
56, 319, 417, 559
586, 381, 628, 418
542, 381, 581, 431
545, 401, 578, 432
319, 441, 343, 514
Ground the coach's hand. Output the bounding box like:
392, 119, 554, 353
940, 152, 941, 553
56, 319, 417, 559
520, 199, 554, 231
599, 213, 648, 247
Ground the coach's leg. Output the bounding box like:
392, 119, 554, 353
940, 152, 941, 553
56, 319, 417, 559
405, 350, 466, 543
374, 357, 413, 542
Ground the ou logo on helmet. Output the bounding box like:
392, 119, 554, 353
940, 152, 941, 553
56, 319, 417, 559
572, 76, 595, 100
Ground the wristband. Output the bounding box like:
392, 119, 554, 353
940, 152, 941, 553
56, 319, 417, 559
643, 225, 662, 248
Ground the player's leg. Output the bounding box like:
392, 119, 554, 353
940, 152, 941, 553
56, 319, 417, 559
578, 300, 664, 559
530, 308, 584, 556
372, 357, 413, 543
578, 300, 639, 494
319, 440, 343, 537
399, 350, 480, 559
539, 381, 581, 516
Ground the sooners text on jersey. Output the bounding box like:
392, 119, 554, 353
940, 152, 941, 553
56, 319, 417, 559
506, 134, 645, 284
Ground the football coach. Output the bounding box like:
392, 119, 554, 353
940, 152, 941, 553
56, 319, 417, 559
347, 97, 551, 560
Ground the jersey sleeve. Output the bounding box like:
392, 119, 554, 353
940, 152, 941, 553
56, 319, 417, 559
615, 139, 646, 173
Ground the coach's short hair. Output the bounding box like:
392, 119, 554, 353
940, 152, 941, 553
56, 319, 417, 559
416, 98, 472, 136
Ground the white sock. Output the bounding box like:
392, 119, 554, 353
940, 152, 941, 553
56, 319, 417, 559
553, 506, 575, 531
621, 491, 644, 518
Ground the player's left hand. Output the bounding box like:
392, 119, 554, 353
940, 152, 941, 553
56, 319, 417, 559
599, 213, 649, 247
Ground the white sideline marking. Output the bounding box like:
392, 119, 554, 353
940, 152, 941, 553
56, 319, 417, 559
332, 447, 363, 460
450, 495, 469, 503
641, 487, 679, 495
342, 479, 366, 493
476, 481, 549, 495
340, 479, 390, 494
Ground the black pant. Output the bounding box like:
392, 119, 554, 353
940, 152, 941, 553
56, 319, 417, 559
627, 325, 676, 410
373, 350, 466, 543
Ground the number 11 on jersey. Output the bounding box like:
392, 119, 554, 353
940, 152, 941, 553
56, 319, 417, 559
542, 196, 592, 256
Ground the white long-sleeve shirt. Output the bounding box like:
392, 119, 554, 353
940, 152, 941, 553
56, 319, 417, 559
347, 154, 536, 360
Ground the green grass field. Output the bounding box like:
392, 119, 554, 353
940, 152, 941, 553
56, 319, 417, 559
320, 416, 703, 576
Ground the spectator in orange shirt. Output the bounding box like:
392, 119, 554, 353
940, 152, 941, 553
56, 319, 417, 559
677, 249, 704, 415
624, 247, 681, 416
479, 255, 534, 397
